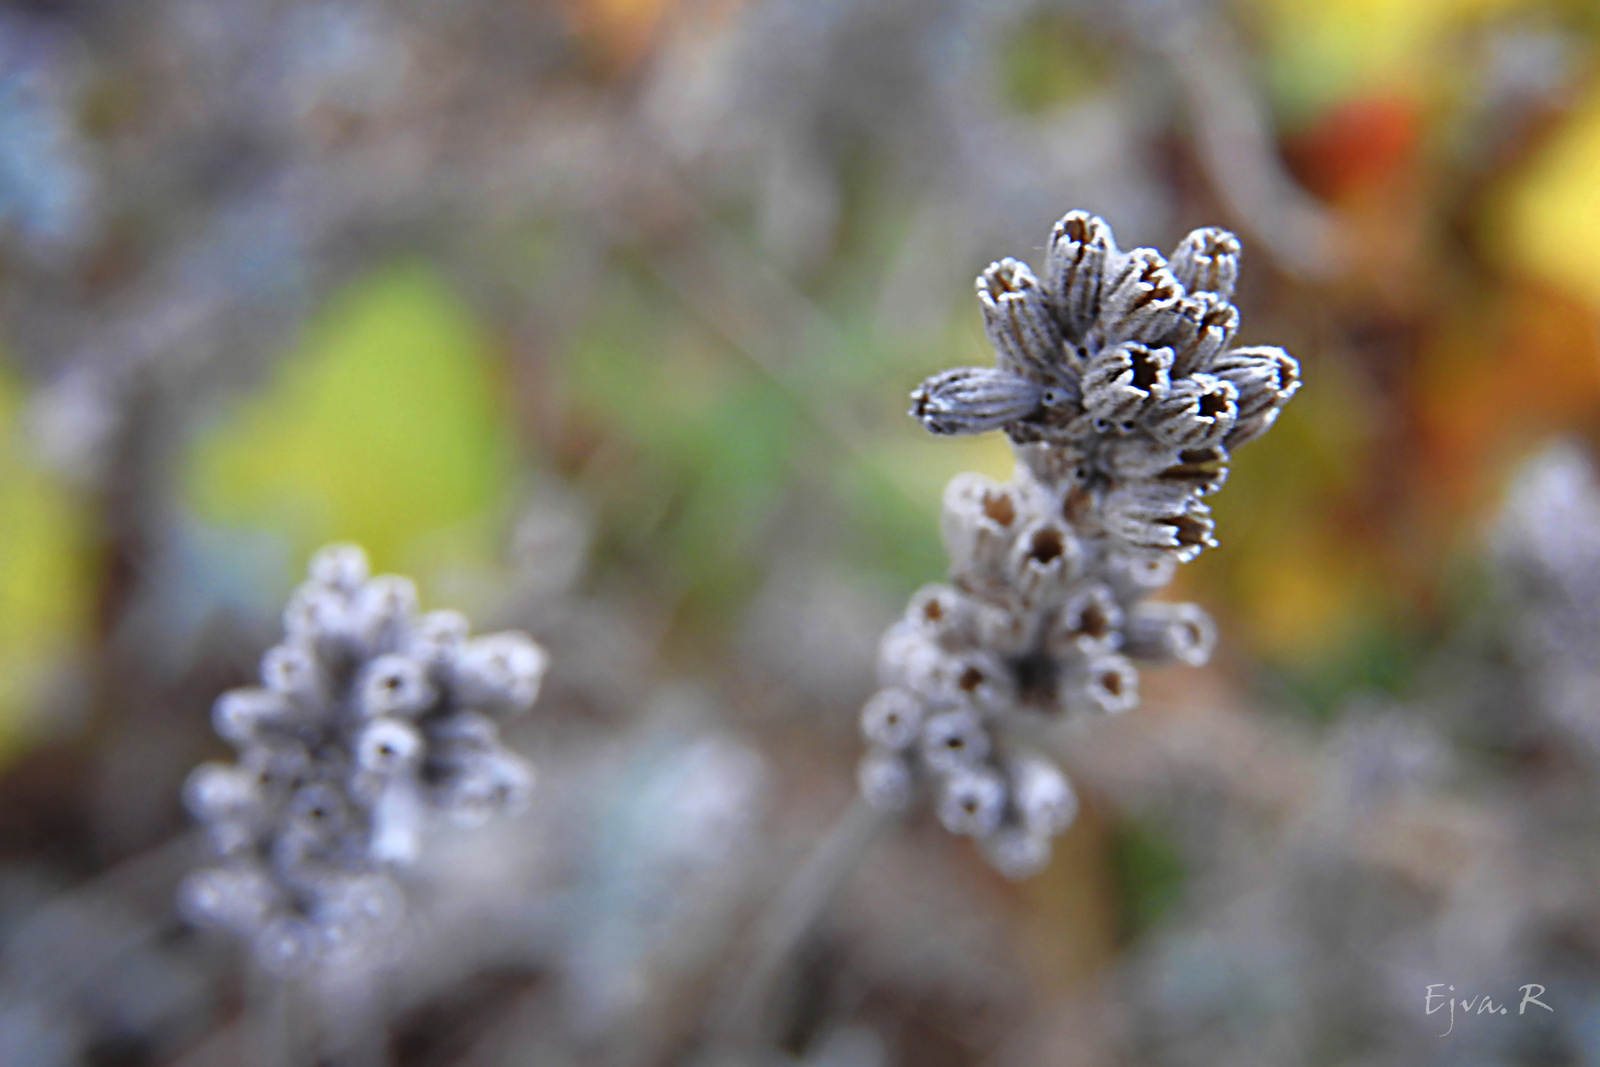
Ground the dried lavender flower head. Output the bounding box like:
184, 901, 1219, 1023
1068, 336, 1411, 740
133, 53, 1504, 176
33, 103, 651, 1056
865, 212, 1294, 878
179, 544, 546, 975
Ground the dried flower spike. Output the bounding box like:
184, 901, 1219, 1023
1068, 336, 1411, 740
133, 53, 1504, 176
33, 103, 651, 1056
863, 212, 1295, 877
179, 544, 545, 974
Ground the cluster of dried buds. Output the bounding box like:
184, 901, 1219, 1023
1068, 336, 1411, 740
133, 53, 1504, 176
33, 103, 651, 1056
861, 211, 1298, 877
179, 545, 546, 974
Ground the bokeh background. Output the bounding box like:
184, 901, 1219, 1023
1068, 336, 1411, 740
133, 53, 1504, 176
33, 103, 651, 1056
3, 0, 1600, 1063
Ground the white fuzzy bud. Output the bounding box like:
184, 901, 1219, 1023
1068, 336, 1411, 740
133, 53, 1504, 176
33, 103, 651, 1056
858, 749, 915, 811
937, 767, 1007, 837
976, 258, 1067, 380
1082, 342, 1172, 430
307, 543, 369, 593
1123, 601, 1217, 666
1043, 210, 1115, 342
1168, 226, 1241, 302
355, 718, 424, 774
452, 632, 549, 714
911, 367, 1044, 436
861, 688, 925, 750
1144, 374, 1238, 450
1009, 754, 1078, 836
920, 708, 992, 773
356, 654, 436, 718
1099, 249, 1185, 345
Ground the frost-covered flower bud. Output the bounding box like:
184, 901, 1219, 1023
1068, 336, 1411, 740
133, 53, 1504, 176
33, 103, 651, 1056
940, 473, 1021, 580
1168, 226, 1242, 302
283, 585, 356, 651
862, 688, 925, 750
1123, 602, 1217, 666
351, 575, 419, 654
1044, 210, 1115, 341
1050, 584, 1124, 657
356, 654, 435, 718
982, 826, 1053, 880
1225, 407, 1281, 450
452, 632, 549, 714
1164, 292, 1239, 378
921, 708, 992, 773
937, 767, 1007, 837
1008, 754, 1078, 836
976, 258, 1066, 381
1007, 520, 1084, 607
311, 874, 403, 949
876, 621, 944, 695
261, 644, 327, 707
405, 609, 470, 667
286, 782, 351, 840
906, 584, 982, 647
184, 762, 262, 822
1209, 346, 1301, 421
356, 718, 424, 774
211, 688, 294, 743
858, 749, 915, 811
911, 367, 1044, 436
1103, 484, 1217, 561
255, 916, 322, 977
178, 865, 277, 933
436, 752, 535, 826
938, 650, 1016, 712
426, 709, 499, 752
1103, 550, 1178, 595
1063, 654, 1140, 715
1099, 249, 1185, 345
308, 543, 370, 594
1145, 374, 1238, 450
1082, 342, 1172, 429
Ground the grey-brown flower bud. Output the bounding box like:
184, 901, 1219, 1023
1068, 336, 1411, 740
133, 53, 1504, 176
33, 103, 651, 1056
1063, 653, 1140, 715
1006, 520, 1085, 607
1103, 484, 1217, 561
1144, 374, 1239, 450
858, 749, 915, 811
1099, 249, 1185, 345
1209, 346, 1301, 421
1049, 583, 1124, 657
1164, 291, 1239, 378
921, 707, 992, 773
861, 687, 925, 750
941, 472, 1021, 580
937, 767, 1008, 836
1082, 341, 1173, 429
1169, 226, 1241, 301
1123, 601, 1217, 666
1043, 210, 1115, 342
976, 258, 1066, 381
1008, 753, 1078, 836
911, 366, 1045, 436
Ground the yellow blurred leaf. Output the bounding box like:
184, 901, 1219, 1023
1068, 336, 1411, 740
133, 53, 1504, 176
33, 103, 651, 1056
1498, 82, 1600, 309
186, 264, 517, 581
0, 368, 96, 761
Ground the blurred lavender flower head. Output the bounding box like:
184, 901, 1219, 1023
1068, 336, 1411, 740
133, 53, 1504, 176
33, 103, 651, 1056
864, 212, 1296, 878
179, 544, 546, 975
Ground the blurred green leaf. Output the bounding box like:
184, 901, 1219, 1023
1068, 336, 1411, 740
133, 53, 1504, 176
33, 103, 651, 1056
185, 264, 517, 582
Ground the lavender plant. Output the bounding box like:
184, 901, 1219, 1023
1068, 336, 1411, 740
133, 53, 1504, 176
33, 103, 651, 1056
859, 211, 1299, 877
178, 544, 546, 975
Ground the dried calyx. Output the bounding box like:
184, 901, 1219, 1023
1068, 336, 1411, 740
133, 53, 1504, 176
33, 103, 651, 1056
180, 544, 546, 975
863, 212, 1295, 878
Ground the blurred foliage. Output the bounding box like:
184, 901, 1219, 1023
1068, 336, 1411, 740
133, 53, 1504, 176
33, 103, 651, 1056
1111, 818, 1188, 944
0, 367, 95, 761
185, 266, 518, 587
